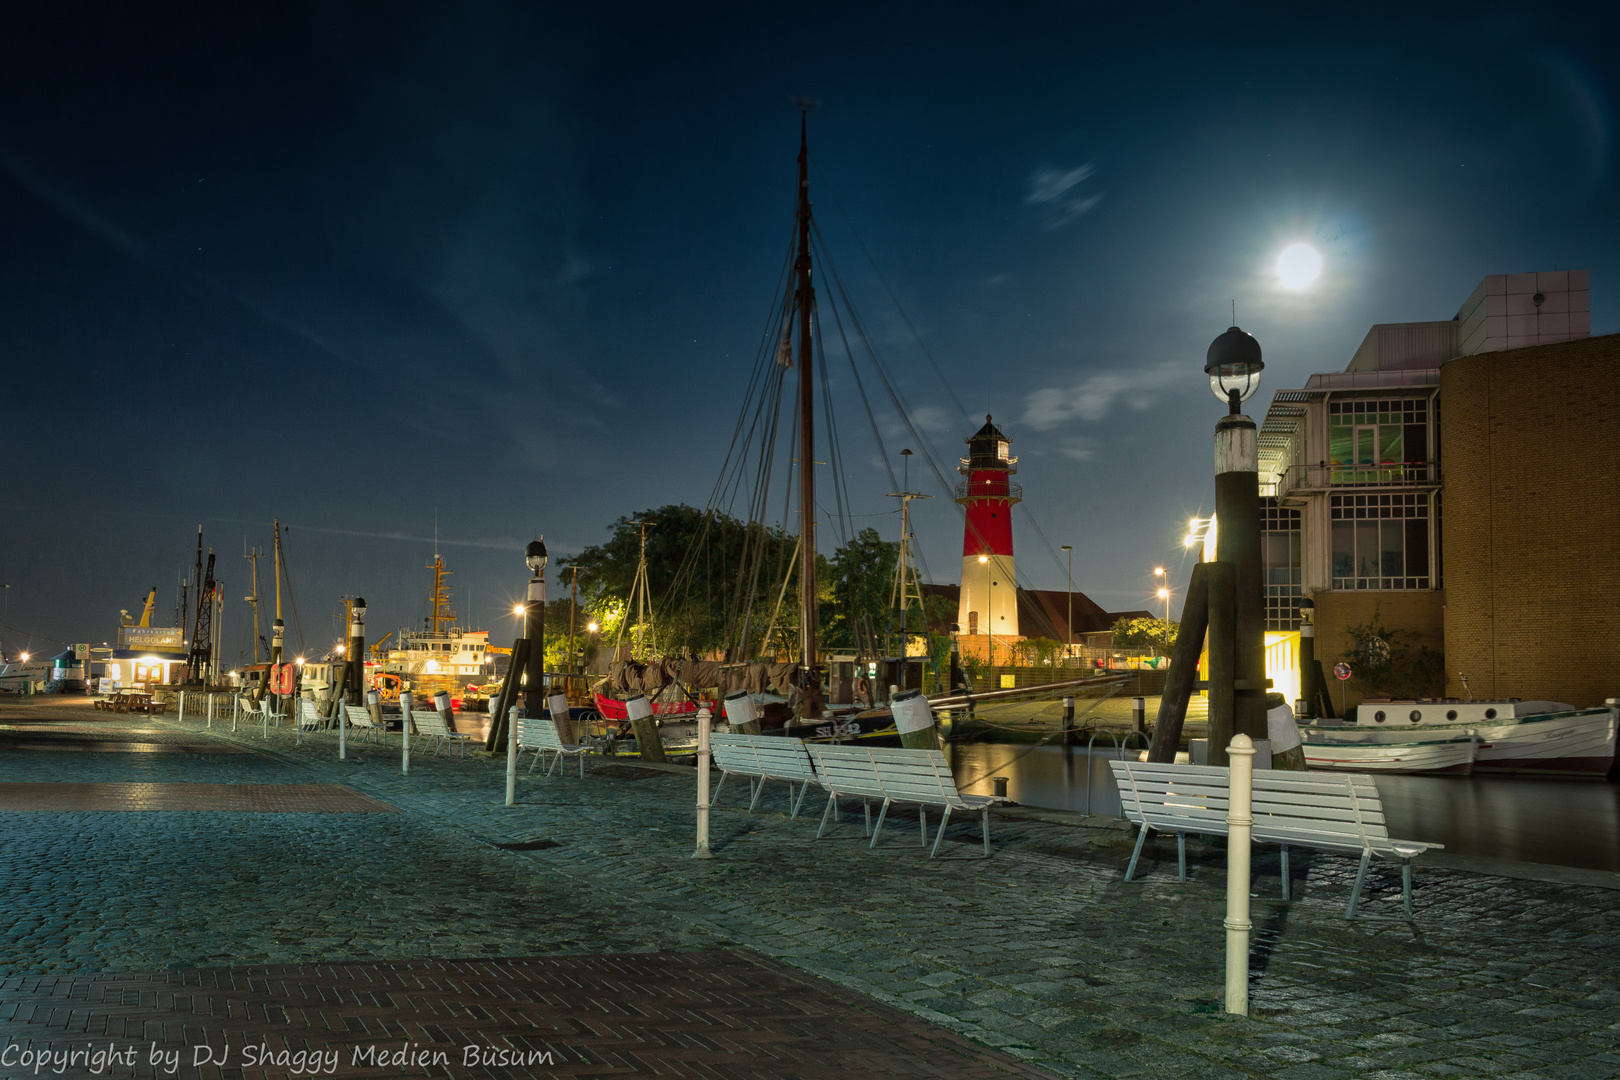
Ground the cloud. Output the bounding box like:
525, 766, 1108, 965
1025, 163, 1103, 229
1021, 363, 1181, 430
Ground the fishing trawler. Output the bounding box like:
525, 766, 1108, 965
377, 556, 492, 699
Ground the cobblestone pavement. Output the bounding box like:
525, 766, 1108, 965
1, 705, 1618, 1079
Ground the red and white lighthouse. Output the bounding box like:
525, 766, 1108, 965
956, 416, 1021, 644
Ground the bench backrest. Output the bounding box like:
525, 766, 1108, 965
518, 717, 565, 751
1109, 760, 1389, 855
343, 704, 374, 729
711, 734, 816, 782
299, 699, 321, 723
413, 709, 449, 736
807, 744, 966, 806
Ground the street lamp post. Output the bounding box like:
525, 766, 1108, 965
1205, 324, 1266, 764
346, 597, 366, 706
523, 539, 547, 728
1060, 545, 1073, 665
1154, 566, 1168, 655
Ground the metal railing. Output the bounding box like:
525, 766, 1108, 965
1083, 729, 1151, 817
953, 479, 1023, 502
1276, 461, 1439, 495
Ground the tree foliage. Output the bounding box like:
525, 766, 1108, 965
1111, 616, 1178, 654
821, 527, 899, 652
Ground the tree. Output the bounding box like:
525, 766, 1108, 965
1011, 637, 1063, 666
821, 528, 898, 653
563, 505, 797, 659
1111, 616, 1178, 655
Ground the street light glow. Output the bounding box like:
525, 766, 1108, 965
512, 604, 525, 616
1157, 588, 1169, 599
978, 554, 989, 564
586, 621, 600, 633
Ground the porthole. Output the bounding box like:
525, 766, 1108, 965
1446, 709, 1458, 720
1484, 708, 1497, 719
1374, 710, 1386, 723
1409, 710, 1422, 723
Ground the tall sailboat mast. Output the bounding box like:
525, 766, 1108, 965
795, 111, 817, 670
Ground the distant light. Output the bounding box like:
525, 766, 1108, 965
978, 555, 989, 564
1157, 588, 1169, 599
295, 656, 305, 666
1153, 567, 1165, 576
20, 653, 28, 662
513, 604, 525, 616
334, 644, 345, 654
1184, 536, 1198, 548
586, 621, 600, 633
1277, 243, 1322, 289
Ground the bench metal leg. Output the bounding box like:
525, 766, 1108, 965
789, 782, 806, 819
1177, 833, 1187, 881
863, 800, 872, 837
982, 807, 991, 858
710, 771, 728, 806
546, 750, 563, 778
869, 799, 891, 849
816, 794, 836, 839
748, 777, 764, 812
577, 750, 585, 778
1280, 844, 1291, 901
919, 807, 927, 848
930, 805, 953, 858
1346, 850, 1372, 918
1401, 859, 1413, 919
1124, 825, 1150, 882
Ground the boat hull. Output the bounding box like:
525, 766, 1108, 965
1302, 735, 1477, 775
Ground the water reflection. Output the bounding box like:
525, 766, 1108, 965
949, 743, 1620, 872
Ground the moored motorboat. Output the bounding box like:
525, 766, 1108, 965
1310, 699, 1617, 777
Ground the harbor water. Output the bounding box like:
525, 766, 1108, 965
948, 742, 1620, 873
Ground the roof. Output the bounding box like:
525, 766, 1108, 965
920, 583, 1149, 640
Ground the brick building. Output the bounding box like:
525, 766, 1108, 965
1257, 270, 1618, 708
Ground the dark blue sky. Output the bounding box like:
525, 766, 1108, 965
1, 2, 1615, 659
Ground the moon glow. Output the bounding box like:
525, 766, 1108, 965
1277, 243, 1322, 289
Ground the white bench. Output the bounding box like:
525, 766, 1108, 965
709, 734, 819, 818
1109, 760, 1442, 918
343, 704, 384, 743
805, 744, 1006, 858
297, 699, 332, 731
411, 707, 471, 757
518, 717, 588, 777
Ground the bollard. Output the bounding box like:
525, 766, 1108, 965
434, 690, 453, 737
505, 707, 519, 806
694, 707, 713, 859
1062, 696, 1075, 746
401, 691, 413, 776
992, 776, 1009, 798
338, 696, 347, 760
1132, 696, 1146, 736
723, 689, 761, 736
892, 689, 939, 751
177, 691, 186, 725
547, 691, 574, 745
263, 696, 270, 739
366, 689, 385, 734
206, 693, 214, 728
626, 694, 665, 763
1225, 732, 1256, 1016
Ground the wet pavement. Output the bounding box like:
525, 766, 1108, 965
0, 702, 1618, 1079
948, 744, 1620, 872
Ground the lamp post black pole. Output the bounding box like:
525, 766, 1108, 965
1206, 325, 1268, 765
523, 540, 547, 722
346, 598, 366, 706
1060, 545, 1073, 665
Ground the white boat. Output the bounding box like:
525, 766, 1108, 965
1310, 699, 1618, 777
1302, 731, 1479, 775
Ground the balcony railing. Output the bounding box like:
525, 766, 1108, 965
954, 479, 1023, 502
1276, 461, 1439, 495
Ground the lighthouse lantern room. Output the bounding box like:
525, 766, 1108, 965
956, 415, 1021, 649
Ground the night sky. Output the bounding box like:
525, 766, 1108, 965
1, 3, 1616, 661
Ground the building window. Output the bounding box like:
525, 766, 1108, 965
1262, 498, 1302, 629
1327, 398, 1429, 484
1330, 493, 1430, 590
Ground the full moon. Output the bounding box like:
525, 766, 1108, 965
1277, 243, 1322, 289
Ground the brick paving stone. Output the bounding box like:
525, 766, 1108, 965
0, 782, 396, 812
0, 950, 1057, 1079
